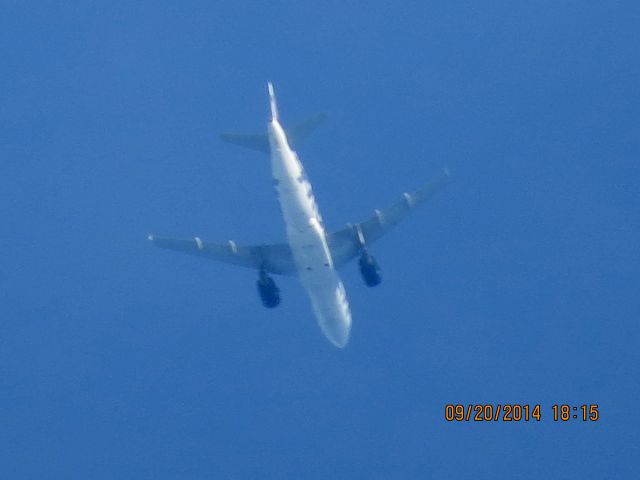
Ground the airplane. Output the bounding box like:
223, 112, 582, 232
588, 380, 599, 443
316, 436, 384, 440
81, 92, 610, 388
149, 83, 449, 348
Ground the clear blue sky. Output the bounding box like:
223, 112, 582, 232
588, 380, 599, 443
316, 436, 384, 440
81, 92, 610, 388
1, 1, 638, 478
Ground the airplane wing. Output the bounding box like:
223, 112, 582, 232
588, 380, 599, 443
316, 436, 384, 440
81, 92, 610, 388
327, 169, 450, 268
148, 235, 297, 275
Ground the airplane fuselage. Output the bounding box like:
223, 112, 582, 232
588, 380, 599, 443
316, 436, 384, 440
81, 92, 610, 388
267, 113, 352, 347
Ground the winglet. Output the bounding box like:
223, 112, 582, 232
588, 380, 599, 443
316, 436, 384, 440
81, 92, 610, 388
267, 82, 279, 121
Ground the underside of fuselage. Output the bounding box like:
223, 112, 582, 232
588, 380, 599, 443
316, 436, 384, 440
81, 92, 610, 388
266, 85, 352, 347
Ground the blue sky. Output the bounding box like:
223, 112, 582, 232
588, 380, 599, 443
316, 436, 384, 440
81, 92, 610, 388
1, 1, 638, 478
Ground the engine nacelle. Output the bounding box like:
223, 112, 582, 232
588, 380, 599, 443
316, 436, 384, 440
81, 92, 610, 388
257, 270, 281, 308
358, 251, 382, 287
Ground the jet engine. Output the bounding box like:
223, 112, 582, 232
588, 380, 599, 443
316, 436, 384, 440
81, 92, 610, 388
358, 251, 382, 287
257, 269, 280, 308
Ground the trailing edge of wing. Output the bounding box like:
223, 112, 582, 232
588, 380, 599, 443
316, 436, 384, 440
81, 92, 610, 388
328, 169, 451, 268
148, 235, 297, 275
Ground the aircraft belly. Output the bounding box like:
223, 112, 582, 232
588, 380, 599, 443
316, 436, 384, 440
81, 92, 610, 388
287, 224, 352, 348
304, 273, 352, 348
269, 123, 352, 347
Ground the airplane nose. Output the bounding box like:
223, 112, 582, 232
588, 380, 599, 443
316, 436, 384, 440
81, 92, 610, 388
328, 328, 350, 348
318, 313, 351, 348
309, 288, 352, 348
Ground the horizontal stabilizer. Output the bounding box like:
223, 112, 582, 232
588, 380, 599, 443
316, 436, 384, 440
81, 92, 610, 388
219, 133, 270, 153
220, 113, 327, 153
287, 112, 327, 148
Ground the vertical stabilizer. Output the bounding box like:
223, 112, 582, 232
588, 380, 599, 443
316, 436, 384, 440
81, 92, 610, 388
267, 82, 279, 122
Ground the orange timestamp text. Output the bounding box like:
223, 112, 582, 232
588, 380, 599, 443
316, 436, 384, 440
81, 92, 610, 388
444, 404, 600, 422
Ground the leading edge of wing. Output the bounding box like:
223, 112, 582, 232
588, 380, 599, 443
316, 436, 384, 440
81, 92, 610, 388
148, 235, 297, 275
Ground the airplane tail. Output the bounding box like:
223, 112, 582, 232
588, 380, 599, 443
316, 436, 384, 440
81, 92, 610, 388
220, 83, 327, 155
219, 83, 326, 153
267, 82, 279, 122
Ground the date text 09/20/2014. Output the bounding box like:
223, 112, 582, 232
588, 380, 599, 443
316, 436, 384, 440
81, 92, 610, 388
444, 404, 600, 422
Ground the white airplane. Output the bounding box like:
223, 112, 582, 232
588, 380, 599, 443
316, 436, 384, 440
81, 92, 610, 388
149, 83, 449, 348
